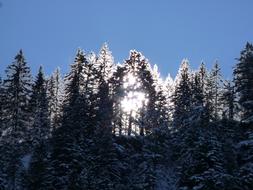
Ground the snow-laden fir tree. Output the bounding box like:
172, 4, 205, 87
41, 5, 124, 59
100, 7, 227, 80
26, 67, 51, 190
29, 66, 50, 145
151, 64, 170, 129
3, 49, 32, 141
234, 42, 253, 190
47, 67, 64, 131
0, 76, 8, 189
221, 80, 235, 120
111, 64, 128, 135
50, 49, 108, 189
123, 50, 146, 135
0, 76, 5, 136
123, 50, 156, 136
134, 52, 157, 136
50, 49, 88, 189
1, 50, 32, 190
91, 44, 121, 188
173, 59, 192, 127
234, 42, 253, 123
96, 43, 115, 82
164, 74, 175, 123
205, 62, 223, 121
189, 63, 206, 123
95, 43, 115, 128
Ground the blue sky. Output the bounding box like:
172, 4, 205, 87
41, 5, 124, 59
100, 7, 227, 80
0, 0, 252, 79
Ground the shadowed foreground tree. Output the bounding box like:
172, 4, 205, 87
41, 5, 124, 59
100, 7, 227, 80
234, 42, 253, 190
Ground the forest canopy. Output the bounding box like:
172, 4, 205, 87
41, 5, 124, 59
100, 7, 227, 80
0, 42, 253, 190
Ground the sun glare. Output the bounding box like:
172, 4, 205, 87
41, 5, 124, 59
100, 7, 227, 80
123, 73, 142, 89
121, 73, 148, 116
121, 91, 148, 113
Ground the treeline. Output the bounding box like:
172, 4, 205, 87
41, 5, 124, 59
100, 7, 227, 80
0, 43, 252, 190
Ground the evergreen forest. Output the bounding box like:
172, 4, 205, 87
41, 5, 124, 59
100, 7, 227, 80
0, 42, 253, 190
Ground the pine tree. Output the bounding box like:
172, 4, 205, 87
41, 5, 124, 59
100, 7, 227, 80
135, 53, 157, 135
96, 43, 115, 82
3, 49, 32, 141
47, 67, 64, 131
0, 76, 5, 136
221, 80, 235, 120
90, 45, 120, 189
96, 77, 113, 129
189, 63, 206, 122
234, 42, 253, 190
212, 62, 223, 120
173, 59, 192, 127
111, 65, 128, 135
50, 49, 88, 189
205, 62, 223, 121
123, 50, 144, 136
95, 43, 115, 129
164, 74, 175, 123
0, 77, 7, 188
152, 64, 169, 128
50, 49, 102, 189
29, 66, 50, 145
234, 42, 253, 123
0, 50, 32, 190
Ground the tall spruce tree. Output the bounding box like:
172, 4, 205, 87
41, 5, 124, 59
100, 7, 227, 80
123, 50, 144, 136
205, 62, 223, 121
50, 49, 103, 189
3, 49, 32, 141
121, 50, 157, 135
50, 49, 88, 189
1, 50, 32, 190
135, 52, 157, 135
92, 44, 120, 188
111, 65, 128, 135
234, 42, 253, 190
0, 76, 5, 136
47, 67, 64, 131
0, 76, 8, 189
96, 43, 115, 82
221, 80, 235, 120
95, 43, 115, 128
29, 66, 50, 145
234, 42, 253, 123
164, 74, 175, 123
152, 64, 169, 128
189, 63, 207, 122
26, 67, 50, 190
173, 59, 192, 127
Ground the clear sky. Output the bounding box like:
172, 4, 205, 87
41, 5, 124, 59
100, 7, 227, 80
0, 0, 252, 79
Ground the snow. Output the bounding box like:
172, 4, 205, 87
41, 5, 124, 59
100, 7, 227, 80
238, 139, 253, 147
243, 115, 253, 123
21, 154, 32, 170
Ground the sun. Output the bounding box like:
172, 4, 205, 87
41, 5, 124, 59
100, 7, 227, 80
121, 73, 148, 116
121, 91, 148, 114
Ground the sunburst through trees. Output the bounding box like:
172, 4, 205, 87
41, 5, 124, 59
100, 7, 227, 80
120, 72, 149, 135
